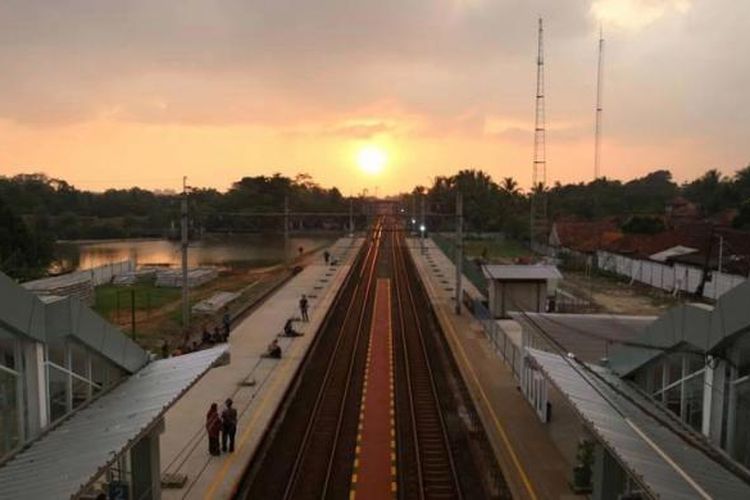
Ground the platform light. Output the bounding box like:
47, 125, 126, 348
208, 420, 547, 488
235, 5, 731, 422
411, 218, 416, 224
419, 224, 426, 232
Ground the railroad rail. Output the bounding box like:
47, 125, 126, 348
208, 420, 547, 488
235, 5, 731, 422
236, 217, 501, 499
391, 227, 462, 499
235, 221, 383, 499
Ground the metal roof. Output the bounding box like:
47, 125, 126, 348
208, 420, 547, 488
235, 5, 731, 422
609, 279, 750, 375
0, 346, 227, 499
0, 271, 148, 373
649, 245, 698, 262
513, 312, 655, 363
482, 264, 562, 281
528, 348, 750, 499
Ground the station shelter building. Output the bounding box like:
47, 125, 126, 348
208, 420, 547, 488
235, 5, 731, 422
482, 264, 562, 318
504, 280, 750, 498
0, 271, 226, 498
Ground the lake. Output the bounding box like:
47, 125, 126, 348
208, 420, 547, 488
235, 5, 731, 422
53, 234, 338, 272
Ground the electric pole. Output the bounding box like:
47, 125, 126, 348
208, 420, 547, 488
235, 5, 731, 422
283, 195, 290, 264
181, 176, 189, 330
349, 196, 354, 236
420, 194, 426, 253
455, 190, 463, 315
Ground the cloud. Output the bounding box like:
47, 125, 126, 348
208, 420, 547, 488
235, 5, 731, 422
0, 0, 747, 189
591, 0, 691, 31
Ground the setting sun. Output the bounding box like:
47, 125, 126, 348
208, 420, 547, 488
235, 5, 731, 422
357, 146, 387, 176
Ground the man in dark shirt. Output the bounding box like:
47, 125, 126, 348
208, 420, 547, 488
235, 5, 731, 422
221, 398, 238, 453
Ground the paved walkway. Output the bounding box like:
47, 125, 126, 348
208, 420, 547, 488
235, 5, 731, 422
408, 238, 579, 500
352, 279, 396, 500
159, 237, 363, 500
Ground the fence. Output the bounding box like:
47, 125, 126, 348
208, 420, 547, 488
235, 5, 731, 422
473, 300, 522, 378
431, 233, 488, 297
23, 260, 135, 305
596, 250, 746, 300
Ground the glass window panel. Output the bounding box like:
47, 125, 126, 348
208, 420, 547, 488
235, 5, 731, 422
91, 354, 107, 389
733, 380, 750, 468
665, 385, 681, 417
47, 338, 66, 368
650, 361, 664, 394
683, 373, 704, 432
108, 365, 125, 387
0, 330, 18, 372
0, 370, 21, 459
72, 377, 90, 410
667, 354, 682, 385
69, 341, 88, 378
687, 353, 705, 375
48, 365, 69, 423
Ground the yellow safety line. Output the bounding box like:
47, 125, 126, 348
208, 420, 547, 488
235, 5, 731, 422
419, 254, 538, 500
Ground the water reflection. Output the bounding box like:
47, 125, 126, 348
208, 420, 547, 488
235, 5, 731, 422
53, 234, 336, 272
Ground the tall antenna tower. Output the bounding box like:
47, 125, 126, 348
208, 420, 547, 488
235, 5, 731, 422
594, 27, 605, 179
530, 17, 548, 248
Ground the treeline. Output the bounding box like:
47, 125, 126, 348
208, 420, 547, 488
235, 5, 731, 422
408, 165, 750, 237
0, 173, 351, 278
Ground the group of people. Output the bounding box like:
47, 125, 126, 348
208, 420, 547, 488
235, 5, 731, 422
162, 309, 233, 358
205, 398, 238, 456
260, 294, 311, 359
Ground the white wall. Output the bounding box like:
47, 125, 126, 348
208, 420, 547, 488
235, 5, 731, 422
596, 250, 746, 300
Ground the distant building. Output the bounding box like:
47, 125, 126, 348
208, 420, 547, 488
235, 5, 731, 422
665, 196, 701, 227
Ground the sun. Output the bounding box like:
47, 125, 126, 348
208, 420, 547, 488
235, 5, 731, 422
357, 146, 387, 175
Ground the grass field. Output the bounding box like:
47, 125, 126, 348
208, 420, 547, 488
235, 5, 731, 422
462, 237, 529, 262
94, 283, 181, 319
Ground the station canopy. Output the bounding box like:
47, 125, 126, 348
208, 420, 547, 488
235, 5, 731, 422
527, 348, 750, 499
0, 346, 228, 499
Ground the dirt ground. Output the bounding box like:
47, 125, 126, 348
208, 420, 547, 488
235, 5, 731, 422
101, 245, 330, 353
560, 270, 682, 316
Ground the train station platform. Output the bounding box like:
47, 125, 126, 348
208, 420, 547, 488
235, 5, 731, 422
408, 238, 580, 500
159, 236, 363, 499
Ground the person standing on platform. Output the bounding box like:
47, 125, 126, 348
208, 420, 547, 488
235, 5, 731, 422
323, 250, 330, 264
206, 403, 221, 456
299, 294, 309, 322
222, 308, 231, 339
221, 398, 238, 453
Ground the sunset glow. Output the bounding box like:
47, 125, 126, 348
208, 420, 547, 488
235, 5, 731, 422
0, 1, 745, 194
357, 146, 387, 176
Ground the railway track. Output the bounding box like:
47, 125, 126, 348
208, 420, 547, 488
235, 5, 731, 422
236, 218, 504, 499
391, 228, 462, 499
236, 221, 383, 499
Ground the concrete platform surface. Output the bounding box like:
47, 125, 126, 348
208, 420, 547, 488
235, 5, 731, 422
408, 238, 581, 500
159, 237, 363, 500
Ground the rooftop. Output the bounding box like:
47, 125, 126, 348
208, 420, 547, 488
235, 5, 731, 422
513, 312, 655, 363
0, 346, 228, 499
528, 348, 750, 499
482, 264, 562, 281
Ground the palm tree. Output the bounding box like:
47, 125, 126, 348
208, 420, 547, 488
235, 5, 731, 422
501, 177, 519, 195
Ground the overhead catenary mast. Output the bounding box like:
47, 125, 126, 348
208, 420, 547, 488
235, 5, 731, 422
530, 17, 548, 249
594, 27, 605, 180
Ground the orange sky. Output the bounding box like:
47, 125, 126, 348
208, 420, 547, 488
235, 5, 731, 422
0, 1, 747, 194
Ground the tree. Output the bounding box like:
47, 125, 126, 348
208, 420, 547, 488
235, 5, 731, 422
0, 195, 53, 279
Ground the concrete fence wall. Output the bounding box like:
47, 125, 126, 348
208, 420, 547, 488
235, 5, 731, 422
85, 260, 135, 286
596, 250, 746, 300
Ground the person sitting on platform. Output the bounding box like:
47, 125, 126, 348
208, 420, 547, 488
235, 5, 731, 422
212, 325, 223, 344
264, 339, 282, 359
201, 325, 212, 345
282, 318, 303, 337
